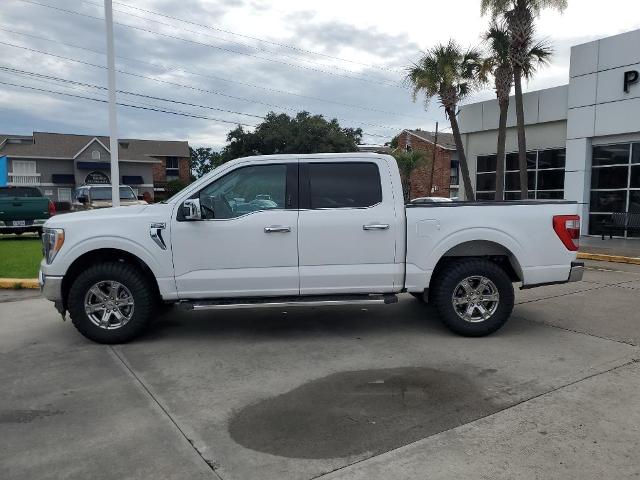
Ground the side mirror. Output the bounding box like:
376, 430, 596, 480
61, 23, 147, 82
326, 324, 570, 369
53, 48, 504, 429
182, 198, 203, 220
78, 195, 88, 204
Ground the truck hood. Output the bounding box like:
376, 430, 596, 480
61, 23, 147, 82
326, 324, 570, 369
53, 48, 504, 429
44, 203, 171, 227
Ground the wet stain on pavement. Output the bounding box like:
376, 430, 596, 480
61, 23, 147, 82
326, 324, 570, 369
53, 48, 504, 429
0, 409, 63, 423
228, 367, 509, 459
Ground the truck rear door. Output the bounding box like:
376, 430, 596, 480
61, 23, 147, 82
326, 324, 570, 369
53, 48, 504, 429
297, 159, 400, 294
0, 187, 49, 225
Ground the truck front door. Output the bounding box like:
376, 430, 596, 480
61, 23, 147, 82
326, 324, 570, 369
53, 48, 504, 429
171, 162, 299, 299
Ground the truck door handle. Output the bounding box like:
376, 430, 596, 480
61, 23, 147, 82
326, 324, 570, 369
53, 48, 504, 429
264, 225, 291, 233
363, 224, 390, 231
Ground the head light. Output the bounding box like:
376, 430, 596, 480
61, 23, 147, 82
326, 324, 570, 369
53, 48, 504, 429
42, 228, 65, 264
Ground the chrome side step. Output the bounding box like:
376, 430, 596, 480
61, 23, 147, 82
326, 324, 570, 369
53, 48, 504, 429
178, 294, 398, 311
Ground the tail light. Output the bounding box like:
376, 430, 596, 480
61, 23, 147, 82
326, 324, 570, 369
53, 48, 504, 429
48, 200, 56, 217
553, 215, 580, 251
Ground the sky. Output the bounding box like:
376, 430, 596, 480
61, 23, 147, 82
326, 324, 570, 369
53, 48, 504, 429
0, 0, 639, 148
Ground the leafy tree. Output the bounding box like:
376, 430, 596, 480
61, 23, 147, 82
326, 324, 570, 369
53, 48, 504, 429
222, 111, 363, 160
190, 147, 225, 179
483, 21, 552, 200
166, 179, 188, 196
407, 41, 484, 200
393, 150, 427, 203
481, 0, 566, 198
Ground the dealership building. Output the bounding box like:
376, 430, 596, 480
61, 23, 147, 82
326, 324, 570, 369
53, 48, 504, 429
459, 28, 640, 236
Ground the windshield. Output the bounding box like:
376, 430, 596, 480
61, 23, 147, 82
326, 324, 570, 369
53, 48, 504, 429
89, 186, 136, 201
0, 187, 43, 198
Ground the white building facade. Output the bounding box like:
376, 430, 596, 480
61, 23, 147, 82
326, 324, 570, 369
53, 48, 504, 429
459, 28, 640, 237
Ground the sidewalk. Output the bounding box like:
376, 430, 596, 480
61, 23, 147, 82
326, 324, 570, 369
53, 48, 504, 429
579, 236, 640, 263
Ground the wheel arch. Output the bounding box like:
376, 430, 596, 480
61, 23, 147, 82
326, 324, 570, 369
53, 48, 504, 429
429, 240, 524, 290
61, 248, 161, 310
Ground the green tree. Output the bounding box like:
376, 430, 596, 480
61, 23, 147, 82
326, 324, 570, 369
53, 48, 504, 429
190, 147, 225, 179
222, 111, 363, 160
481, 0, 566, 199
407, 41, 484, 200
392, 150, 427, 203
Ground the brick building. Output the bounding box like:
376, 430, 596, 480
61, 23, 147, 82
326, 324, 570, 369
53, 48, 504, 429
0, 131, 191, 203
396, 129, 460, 199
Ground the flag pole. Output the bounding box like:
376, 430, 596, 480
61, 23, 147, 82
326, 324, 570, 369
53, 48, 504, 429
104, 0, 120, 207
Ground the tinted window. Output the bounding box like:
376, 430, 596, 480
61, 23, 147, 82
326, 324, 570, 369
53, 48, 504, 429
0, 187, 42, 197
591, 166, 629, 189
592, 145, 630, 166
538, 149, 566, 169
308, 163, 381, 209
477, 155, 496, 173
590, 190, 627, 213
476, 172, 497, 191
505, 171, 535, 191
199, 164, 287, 219
506, 152, 536, 171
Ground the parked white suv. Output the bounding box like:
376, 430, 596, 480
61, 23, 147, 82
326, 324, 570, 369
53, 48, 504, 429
39, 153, 583, 343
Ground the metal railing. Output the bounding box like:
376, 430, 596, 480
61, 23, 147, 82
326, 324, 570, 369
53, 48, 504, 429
8, 172, 41, 186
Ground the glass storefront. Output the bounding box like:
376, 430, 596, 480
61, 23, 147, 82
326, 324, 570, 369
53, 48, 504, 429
475, 148, 566, 201
589, 143, 640, 236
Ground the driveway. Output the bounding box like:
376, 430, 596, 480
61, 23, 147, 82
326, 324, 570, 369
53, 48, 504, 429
1, 260, 639, 479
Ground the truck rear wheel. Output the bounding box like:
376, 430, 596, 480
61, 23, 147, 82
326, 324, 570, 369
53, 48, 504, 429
68, 262, 156, 344
431, 258, 514, 337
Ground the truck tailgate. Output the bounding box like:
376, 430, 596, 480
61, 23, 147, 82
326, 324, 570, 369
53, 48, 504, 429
0, 197, 50, 222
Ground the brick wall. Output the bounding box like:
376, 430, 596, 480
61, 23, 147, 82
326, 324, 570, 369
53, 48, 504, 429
396, 131, 454, 199
178, 157, 191, 183
151, 157, 191, 185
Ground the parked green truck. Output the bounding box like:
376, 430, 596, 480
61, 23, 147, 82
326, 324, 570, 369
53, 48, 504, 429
0, 187, 55, 235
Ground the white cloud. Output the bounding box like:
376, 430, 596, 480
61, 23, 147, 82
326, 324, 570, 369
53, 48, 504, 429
0, 0, 639, 147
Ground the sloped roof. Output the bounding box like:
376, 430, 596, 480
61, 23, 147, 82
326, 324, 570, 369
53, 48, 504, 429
404, 129, 456, 150
0, 131, 190, 160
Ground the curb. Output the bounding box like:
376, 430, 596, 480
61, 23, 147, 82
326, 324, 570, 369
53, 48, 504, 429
0, 278, 39, 289
577, 252, 640, 266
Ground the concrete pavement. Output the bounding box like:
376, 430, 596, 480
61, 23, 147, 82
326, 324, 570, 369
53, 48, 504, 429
1, 261, 639, 479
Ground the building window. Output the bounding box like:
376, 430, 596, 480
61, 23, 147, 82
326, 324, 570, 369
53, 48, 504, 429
589, 143, 640, 236
450, 160, 459, 186
58, 187, 72, 203
91, 150, 101, 160
475, 149, 565, 201
166, 157, 180, 180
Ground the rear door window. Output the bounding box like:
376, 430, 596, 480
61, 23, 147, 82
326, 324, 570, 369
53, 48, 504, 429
307, 162, 382, 209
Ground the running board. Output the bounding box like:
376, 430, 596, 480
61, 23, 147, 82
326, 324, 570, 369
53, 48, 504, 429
178, 294, 398, 311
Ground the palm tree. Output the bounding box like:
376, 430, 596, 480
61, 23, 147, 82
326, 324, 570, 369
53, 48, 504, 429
483, 22, 512, 200
481, 0, 567, 199
392, 150, 426, 203
407, 41, 484, 200
483, 22, 552, 200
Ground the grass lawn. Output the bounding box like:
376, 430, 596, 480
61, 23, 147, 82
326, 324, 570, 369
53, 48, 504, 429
0, 235, 42, 278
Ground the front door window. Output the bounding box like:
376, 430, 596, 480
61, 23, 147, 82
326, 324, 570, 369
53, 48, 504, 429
199, 164, 287, 219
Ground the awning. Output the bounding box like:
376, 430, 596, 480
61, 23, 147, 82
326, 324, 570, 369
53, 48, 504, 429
52, 174, 75, 184
122, 175, 144, 185
77, 161, 110, 170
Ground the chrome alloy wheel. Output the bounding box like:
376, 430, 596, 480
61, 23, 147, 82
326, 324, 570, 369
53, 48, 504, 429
84, 281, 135, 330
451, 276, 500, 323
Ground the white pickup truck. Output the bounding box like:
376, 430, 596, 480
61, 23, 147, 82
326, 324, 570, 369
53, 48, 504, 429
39, 153, 584, 343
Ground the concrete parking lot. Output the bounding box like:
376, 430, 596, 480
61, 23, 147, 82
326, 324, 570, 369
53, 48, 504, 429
1, 260, 639, 480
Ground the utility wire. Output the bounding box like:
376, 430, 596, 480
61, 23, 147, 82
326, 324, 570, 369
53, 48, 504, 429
0, 79, 391, 139
0, 42, 404, 133
110, 0, 403, 74
0, 26, 426, 120
0, 80, 258, 127
16, 0, 403, 88
78, 0, 401, 82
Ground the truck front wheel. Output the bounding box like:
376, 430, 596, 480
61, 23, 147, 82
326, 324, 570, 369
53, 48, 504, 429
67, 262, 156, 344
431, 259, 514, 337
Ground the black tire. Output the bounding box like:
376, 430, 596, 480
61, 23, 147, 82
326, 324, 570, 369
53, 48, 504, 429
68, 262, 156, 343
431, 258, 514, 337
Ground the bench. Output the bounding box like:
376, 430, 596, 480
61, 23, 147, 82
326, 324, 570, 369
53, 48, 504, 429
601, 212, 640, 239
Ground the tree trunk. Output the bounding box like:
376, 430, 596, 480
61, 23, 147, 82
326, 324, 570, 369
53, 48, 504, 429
447, 106, 475, 201
513, 66, 528, 199
495, 98, 509, 201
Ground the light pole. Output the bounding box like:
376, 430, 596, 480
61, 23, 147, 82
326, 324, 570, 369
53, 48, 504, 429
104, 0, 120, 207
